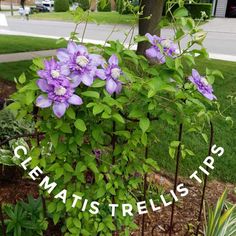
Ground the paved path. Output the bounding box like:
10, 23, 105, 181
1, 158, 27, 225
0, 49, 56, 63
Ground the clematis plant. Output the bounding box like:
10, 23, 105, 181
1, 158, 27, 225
188, 69, 217, 101
57, 41, 105, 87
36, 42, 123, 118
145, 33, 178, 64
6, 4, 228, 236
96, 55, 123, 95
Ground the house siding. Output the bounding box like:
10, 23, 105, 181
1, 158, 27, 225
215, 0, 228, 17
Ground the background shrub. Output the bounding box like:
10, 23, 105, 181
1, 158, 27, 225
166, 3, 212, 19
116, 0, 139, 14
54, 0, 70, 12
97, 0, 111, 11
185, 3, 212, 19
78, 0, 90, 11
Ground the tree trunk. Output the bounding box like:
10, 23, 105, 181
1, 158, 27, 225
90, 0, 97, 11
110, 0, 116, 11
137, 0, 164, 55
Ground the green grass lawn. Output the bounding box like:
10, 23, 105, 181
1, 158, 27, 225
0, 58, 235, 183
0, 60, 32, 81
150, 59, 236, 183
0, 35, 66, 54
29, 11, 136, 25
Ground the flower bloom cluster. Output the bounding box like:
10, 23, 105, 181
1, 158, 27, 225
188, 69, 216, 100
36, 42, 123, 118
145, 33, 178, 64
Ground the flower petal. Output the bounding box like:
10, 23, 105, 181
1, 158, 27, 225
37, 79, 50, 92
146, 47, 159, 59
106, 79, 117, 94
81, 73, 94, 86
67, 41, 78, 54
145, 33, 154, 43
70, 73, 81, 88
89, 54, 106, 66
108, 55, 118, 65
115, 81, 122, 94
53, 102, 67, 118
36, 95, 52, 108
77, 45, 88, 55
68, 95, 83, 105
60, 64, 70, 76
192, 69, 201, 80
57, 48, 70, 62
96, 69, 106, 80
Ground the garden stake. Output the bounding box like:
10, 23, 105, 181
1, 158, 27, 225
111, 95, 117, 236
0, 203, 6, 236
33, 105, 47, 219
195, 121, 214, 236
141, 145, 149, 236
169, 123, 183, 236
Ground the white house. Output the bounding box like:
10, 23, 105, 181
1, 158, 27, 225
213, 0, 236, 17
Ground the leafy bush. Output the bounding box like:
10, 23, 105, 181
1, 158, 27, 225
1, 196, 48, 236
0, 109, 33, 140
166, 3, 212, 19
204, 190, 236, 236
97, 0, 111, 12
54, 0, 70, 12
78, 0, 90, 11
116, 0, 139, 14
186, 3, 212, 19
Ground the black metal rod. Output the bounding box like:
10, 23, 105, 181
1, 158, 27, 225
169, 123, 183, 236
195, 121, 214, 236
141, 145, 149, 236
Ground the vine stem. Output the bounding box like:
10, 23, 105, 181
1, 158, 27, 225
195, 121, 214, 236
169, 123, 183, 236
81, 11, 89, 43
0, 203, 6, 236
0, 132, 44, 147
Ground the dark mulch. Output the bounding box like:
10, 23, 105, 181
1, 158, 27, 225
133, 173, 236, 235
0, 79, 16, 99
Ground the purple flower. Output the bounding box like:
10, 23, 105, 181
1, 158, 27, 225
57, 41, 104, 87
145, 33, 177, 64
96, 55, 122, 95
188, 69, 217, 101
37, 58, 70, 86
36, 78, 83, 118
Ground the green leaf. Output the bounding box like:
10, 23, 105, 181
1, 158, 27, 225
174, 7, 188, 17
66, 107, 76, 119
82, 91, 100, 99
74, 119, 87, 132
93, 104, 104, 115
18, 73, 26, 84
139, 117, 150, 133
60, 123, 72, 134
64, 163, 74, 172
112, 113, 125, 124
